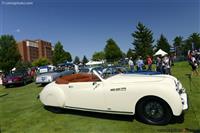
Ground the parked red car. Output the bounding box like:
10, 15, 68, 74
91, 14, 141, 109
2, 70, 33, 88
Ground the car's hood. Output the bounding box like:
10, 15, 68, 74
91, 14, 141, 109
105, 74, 171, 83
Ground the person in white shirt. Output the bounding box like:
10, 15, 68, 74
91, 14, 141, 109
128, 57, 134, 72
74, 64, 79, 73
190, 55, 199, 76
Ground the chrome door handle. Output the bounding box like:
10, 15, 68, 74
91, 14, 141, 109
68, 85, 73, 88
93, 84, 100, 90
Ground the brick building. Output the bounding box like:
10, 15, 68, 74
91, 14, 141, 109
17, 40, 53, 62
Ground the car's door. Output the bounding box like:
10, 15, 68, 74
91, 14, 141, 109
66, 81, 105, 110
104, 82, 132, 113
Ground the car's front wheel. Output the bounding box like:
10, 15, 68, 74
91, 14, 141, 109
136, 97, 172, 125
5, 85, 9, 88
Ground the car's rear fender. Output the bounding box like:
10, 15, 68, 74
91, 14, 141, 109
39, 82, 65, 107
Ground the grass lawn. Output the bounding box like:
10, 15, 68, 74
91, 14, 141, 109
0, 61, 200, 133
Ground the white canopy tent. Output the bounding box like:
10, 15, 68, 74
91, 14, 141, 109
154, 49, 168, 57
86, 60, 104, 66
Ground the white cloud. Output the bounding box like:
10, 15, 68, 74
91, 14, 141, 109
16, 29, 20, 33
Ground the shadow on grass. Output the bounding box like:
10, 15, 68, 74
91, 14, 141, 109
0, 93, 8, 97
4, 80, 34, 89
44, 106, 134, 122
134, 114, 184, 126
170, 114, 185, 124
44, 106, 185, 124
135, 111, 184, 126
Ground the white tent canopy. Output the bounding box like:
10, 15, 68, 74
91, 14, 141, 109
154, 49, 168, 56
86, 60, 104, 66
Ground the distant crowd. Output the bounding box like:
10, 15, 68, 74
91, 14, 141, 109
128, 54, 174, 75
127, 49, 200, 76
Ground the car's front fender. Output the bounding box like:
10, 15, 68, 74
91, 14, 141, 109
130, 79, 183, 116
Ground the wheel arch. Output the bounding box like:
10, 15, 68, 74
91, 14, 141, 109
134, 95, 173, 115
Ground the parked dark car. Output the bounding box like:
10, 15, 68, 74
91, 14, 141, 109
2, 70, 33, 88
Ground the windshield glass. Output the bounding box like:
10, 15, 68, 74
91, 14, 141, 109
101, 66, 127, 79
6, 71, 24, 77
79, 68, 90, 73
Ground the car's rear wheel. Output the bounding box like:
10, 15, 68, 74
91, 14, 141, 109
23, 80, 27, 85
136, 97, 172, 125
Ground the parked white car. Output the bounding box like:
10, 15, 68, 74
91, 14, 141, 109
39, 70, 188, 125
36, 70, 74, 85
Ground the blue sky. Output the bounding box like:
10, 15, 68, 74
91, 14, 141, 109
0, 0, 199, 59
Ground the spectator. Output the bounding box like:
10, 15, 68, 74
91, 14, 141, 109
0, 71, 2, 85
74, 64, 79, 73
136, 56, 144, 71
146, 55, 152, 71
128, 57, 134, 72
156, 56, 162, 73
162, 55, 171, 75
189, 52, 199, 76
195, 50, 200, 65
187, 50, 192, 61
170, 54, 175, 66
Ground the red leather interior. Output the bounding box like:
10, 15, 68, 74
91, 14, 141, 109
56, 73, 100, 84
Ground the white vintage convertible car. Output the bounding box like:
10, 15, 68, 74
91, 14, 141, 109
39, 70, 188, 125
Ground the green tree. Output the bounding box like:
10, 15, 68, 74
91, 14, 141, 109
92, 51, 105, 61
126, 48, 134, 58
64, 51, 72, 62
156, 34, 171, 54
0, 35, 21, 72
82, 55, 88, 65
52, 41, 72, 65
73, 56, 80, 64
173, 36, 184, 56
32, 58, 50, 67
16, 61, 32, 71
104, 38, 122, 62
188, 33, 200, 50
132, 22, 154, 58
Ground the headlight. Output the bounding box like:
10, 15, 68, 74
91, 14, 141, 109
48, 77, 52, 81
174, 80, 179, 91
